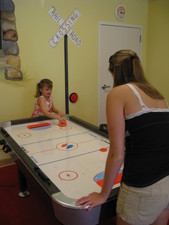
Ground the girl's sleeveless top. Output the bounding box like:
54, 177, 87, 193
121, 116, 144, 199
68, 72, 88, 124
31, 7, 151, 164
31, 96, 52, 117
123, 83, 169, 187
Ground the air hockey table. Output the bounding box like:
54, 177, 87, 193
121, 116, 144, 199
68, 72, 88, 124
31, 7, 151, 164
0, 116, 123, 225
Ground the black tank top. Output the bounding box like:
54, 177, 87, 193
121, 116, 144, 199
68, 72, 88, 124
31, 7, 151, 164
122, 84, 169, 187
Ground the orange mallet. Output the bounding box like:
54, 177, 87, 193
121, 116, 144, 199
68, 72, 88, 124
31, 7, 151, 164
58, 120, 67, 127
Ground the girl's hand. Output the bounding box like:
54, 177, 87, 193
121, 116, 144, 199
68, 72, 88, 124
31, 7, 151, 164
58, 116, 65, 122
75, 192, 106, 211
58, 111, 65, 117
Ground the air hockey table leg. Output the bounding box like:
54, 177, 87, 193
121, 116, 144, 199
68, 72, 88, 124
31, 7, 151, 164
17, 168, 30, 197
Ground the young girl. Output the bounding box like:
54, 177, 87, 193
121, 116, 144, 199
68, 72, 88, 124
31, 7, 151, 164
32, 79, 65, 121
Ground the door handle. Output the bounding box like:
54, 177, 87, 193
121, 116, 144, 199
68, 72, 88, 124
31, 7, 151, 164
102, 84, 111, 90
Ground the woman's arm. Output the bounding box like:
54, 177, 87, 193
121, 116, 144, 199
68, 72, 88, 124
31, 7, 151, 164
76, 87, 125, 210
100, 87, 125, 199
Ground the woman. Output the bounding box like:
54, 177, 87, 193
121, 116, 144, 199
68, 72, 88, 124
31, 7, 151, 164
76, 50, 169, 225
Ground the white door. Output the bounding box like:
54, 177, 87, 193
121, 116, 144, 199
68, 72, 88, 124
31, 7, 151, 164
98, 23, 142, 126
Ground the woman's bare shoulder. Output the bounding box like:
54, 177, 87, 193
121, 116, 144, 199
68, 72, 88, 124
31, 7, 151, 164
108, 84, 130, 98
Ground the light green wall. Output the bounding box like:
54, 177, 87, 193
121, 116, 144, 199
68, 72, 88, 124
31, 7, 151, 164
146, 0, 169, 102
0, 0, 149, 124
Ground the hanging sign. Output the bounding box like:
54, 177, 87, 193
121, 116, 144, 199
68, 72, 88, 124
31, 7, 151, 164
48, 7, 82, 48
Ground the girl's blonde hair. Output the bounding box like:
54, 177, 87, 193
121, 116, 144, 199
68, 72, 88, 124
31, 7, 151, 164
109, 49, 164, 99
35, 79, 53, 98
